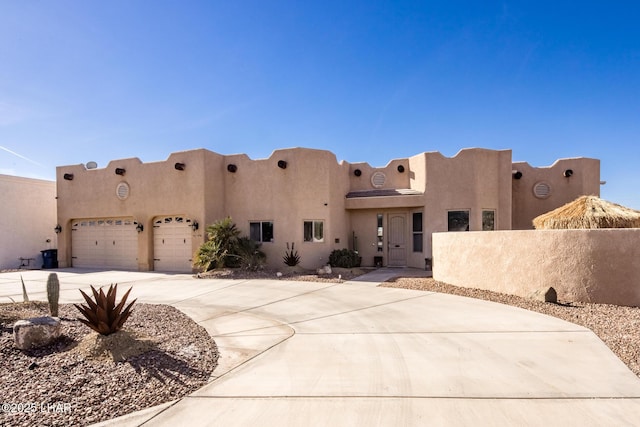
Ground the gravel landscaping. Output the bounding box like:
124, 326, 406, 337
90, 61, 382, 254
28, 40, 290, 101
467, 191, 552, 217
1, 268, 638, 426
0, 302, 218, 427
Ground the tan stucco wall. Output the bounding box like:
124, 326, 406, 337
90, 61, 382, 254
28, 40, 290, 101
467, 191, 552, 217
432, 229, 640, 307
0, 175, 57, 269
421, 148, 513, 257
511, 158, 601, 230
223, 148, 352, 269
56, 149, 217, 270
348, 158, 411, 192
54, 146, 602, 272
345, 148, 514, 269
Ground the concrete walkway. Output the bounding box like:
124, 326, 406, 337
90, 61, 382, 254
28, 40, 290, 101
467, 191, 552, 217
2, 268, 640, 426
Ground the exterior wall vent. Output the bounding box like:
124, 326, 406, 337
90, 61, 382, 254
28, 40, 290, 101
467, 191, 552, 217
116, 182, 130, 200
533, 182, 551, 199
371, 171, 386, 188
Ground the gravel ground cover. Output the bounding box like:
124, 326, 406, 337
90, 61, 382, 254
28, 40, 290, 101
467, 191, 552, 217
2, 268, 638, 426
0, 302, 218, 427
196, 267, 366, 283
382, 277, 640, 378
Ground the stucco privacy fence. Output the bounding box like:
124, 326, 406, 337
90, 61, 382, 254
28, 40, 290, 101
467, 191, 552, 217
432, 228, 640, 307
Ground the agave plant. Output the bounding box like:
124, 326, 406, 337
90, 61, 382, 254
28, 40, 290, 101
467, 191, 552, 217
74, 284, 136, 335
283, 242, 301, 267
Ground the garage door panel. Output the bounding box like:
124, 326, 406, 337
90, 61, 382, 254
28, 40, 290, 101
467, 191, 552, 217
71, 218, 137, 270
153, 216, 193, 272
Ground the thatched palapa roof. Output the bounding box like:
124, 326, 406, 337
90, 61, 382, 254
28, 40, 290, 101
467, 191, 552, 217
533, 195, 640, 230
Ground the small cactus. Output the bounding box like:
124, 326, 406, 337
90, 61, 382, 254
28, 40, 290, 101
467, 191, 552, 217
47, 273, 60, 317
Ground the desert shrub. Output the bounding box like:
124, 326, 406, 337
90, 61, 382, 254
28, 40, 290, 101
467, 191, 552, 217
235, 237, 266, 271
329, 249, 361, 268
193, 238, 225, 271
194, 218, 267, 271
193, 217, 241, 270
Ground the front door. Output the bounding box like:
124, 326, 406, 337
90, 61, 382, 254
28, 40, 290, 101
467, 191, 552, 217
388, 214, 407, 266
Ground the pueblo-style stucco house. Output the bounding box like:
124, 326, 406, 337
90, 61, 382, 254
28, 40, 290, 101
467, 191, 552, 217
55, 147, 600, 273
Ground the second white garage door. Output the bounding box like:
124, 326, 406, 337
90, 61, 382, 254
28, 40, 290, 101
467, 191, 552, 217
153, 216, 194, 272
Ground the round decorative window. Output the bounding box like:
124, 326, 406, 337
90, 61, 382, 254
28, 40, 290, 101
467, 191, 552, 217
533, 181, 552, 199
371, 171, 386, 188
116, 182, 130, 200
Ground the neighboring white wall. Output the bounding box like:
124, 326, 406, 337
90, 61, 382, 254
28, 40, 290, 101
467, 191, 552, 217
433, 229, 640, 307
0, 175, 57, 269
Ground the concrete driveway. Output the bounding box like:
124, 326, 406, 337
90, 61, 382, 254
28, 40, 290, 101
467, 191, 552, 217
2, 269, 640, 426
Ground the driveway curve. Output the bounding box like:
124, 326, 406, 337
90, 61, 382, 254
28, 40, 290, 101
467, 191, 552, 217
2, 269, 640, 426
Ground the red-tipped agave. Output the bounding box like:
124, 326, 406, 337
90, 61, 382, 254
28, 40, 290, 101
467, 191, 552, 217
74, 284, 137, 335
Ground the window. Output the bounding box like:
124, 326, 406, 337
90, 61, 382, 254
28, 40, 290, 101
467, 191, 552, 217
482, 210, 495, 231
377, 214, 384, 252
304, 220, 324, 242
412, 212, 423, 252
250, 221, 274, 242
448, 210, 469, 231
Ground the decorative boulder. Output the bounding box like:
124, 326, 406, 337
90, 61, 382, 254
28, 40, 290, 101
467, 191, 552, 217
14, 316, 62, 350
317, 265, 332, 275
530, 287, 558, 303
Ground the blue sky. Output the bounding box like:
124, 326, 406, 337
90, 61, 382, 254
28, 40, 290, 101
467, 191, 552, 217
1, 1, 639, 208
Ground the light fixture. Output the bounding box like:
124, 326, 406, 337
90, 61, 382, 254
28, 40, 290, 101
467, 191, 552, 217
191, 221, 199, 231
115, 168, 126, 176
512, 171, 522, 180
397, 165, 405, 173
227, 164, 237, 173
136, 223, 144, 233
563, 169, 573, 177
63, 173, 74, 180
174, 162, 185, 171
354, 169, 362, 176
277, 160, 287, 169
54, 225, 62, 234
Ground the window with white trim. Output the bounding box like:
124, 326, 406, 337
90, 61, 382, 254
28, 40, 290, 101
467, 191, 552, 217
303, 220, 324, 242
250, 221, 274, 242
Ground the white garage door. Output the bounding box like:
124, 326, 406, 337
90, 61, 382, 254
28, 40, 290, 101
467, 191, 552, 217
71, 218, 138, 270
153, 216, 194, 272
